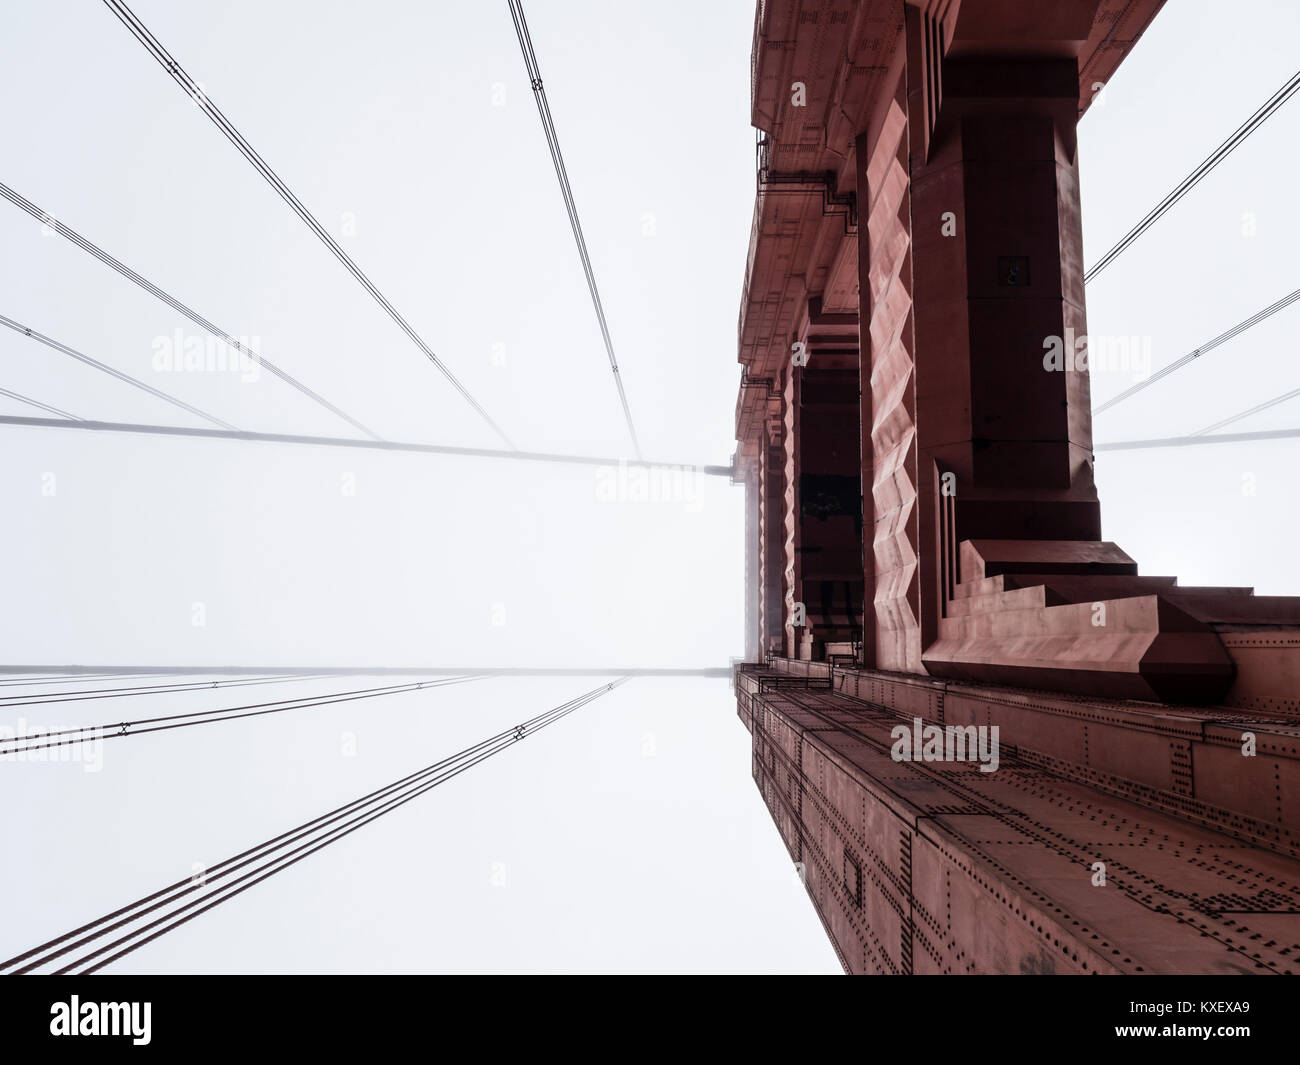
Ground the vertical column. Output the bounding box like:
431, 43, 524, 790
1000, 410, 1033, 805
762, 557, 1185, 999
855, 1, 1108, 672
909, 27, 1101, 552
742, 454, 761, 662
856, 39, 923, 674
759, 411, 785, 658
781, 362, 801, 659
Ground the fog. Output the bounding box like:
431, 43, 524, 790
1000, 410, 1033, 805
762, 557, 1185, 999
1, 0, 1297, 972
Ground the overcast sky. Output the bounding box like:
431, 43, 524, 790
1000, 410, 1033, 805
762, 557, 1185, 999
1, 0, 1298, 973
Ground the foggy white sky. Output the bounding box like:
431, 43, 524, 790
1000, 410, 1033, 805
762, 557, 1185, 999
1, 0, 1298, 973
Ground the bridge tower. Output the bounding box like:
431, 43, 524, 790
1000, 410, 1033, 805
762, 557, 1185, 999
734, 0, 1300, 974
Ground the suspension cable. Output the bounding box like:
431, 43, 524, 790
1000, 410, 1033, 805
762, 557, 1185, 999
1085, 69, 1300, 283
0, 386, 81, 421
1094, 287, 1300, 414
0, 675, 487, 758
0, 672, 325, 706
101, 0, 514, 449
0, 413, 732, 475
507, 0, 642, 457
1096, 427, 1300, 452
0, 181, 380, 440
2, 679, 625, 974
1191, 386, 1300, 436
1, 313, 237, 430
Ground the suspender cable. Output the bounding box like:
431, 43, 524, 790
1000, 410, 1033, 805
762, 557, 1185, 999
0, 387, 81, 421
2, 679, 626, 974
0, 673, 329, 707
1191, 385, 1300, 436
0, 675, 488, 758
101, 0, 514, 449
0, 182, 380, 440
0, 672, 163, 688
1, 313, 238, 430
1085, 69, 1300, 283
1094, 287, 1300, 414
507, 0, 642, 458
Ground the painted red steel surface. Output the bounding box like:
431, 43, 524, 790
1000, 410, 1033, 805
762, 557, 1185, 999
734, 0, 1300, 705
732, 0, 1300, 973
737, 657, 1300, 974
